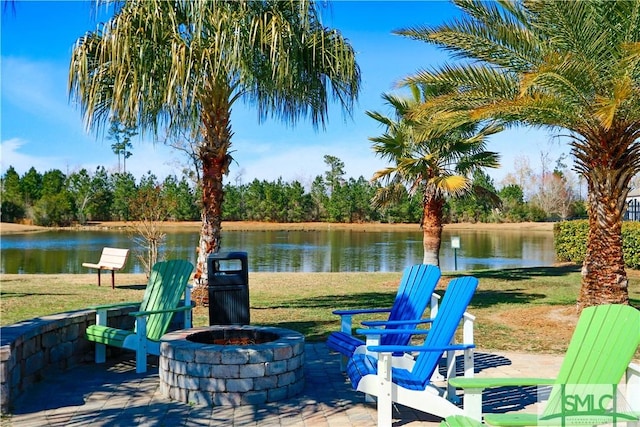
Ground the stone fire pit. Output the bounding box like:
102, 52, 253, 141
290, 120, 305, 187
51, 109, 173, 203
159, 325, 305, 406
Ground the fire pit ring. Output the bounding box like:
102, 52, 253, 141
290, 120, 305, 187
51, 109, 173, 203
159, 326, 305, 406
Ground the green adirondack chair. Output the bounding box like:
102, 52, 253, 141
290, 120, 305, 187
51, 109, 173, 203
440, 415, 484, 427
449, 304, 640, 426
86, 259, 194, 373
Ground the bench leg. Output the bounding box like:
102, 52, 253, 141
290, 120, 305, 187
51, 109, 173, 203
111, 270, 115, 289
97, 269, 101, 287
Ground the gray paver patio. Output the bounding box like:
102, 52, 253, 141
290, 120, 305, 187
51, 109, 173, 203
5, 344, 563, 426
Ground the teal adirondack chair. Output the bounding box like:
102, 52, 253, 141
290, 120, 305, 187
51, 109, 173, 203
346, 275, 479, 425
326, 264, 442, 371
86, 259, 194, 373
449, 304, 640, 426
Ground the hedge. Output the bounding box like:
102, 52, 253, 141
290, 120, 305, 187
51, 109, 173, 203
554, 220, 640, 269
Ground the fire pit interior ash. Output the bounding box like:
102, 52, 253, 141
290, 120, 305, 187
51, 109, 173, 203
160, 326, 305, 406
186, 329, 278, 346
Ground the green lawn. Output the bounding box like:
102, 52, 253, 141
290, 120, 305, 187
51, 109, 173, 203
2, 265, 639, 354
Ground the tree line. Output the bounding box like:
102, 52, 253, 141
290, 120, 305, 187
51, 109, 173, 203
0, 155, 586, 227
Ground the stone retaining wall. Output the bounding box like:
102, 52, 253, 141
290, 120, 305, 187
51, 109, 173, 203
0, 306, 137, 414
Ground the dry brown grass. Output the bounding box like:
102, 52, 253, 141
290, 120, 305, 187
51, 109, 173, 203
0, 220, 554, 235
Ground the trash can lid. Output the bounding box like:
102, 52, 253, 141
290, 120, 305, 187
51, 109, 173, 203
207, 251, 248, 260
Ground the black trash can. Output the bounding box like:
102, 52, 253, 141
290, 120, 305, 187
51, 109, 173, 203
207, 251, 250, 325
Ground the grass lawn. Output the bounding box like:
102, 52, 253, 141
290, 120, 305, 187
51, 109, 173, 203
3, 264, 639, 354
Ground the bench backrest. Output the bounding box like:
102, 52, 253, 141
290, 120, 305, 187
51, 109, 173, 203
98, 247, 130, 269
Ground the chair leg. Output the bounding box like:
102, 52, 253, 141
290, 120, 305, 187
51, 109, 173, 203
340, 355, 348, 372
94, 308, 107, 363
95, 343, 106, 363
447, 349, 459, 402
377, 352, 393, 426
136, 349, 147, 374
463, 388, 484, 421
136, 316, 148, 374
184, 285, 193, 329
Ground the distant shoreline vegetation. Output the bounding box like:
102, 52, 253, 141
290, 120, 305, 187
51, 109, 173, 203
0, 162, 586, 227
0, 220, 556, 236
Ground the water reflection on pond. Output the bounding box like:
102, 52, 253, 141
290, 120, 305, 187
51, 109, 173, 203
0, 227, 556, 274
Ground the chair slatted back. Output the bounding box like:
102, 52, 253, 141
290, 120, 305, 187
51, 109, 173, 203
543, 304, 640, 418
413, 276, 479, 387
383, 264, 441, 346
138, 260, 194, 341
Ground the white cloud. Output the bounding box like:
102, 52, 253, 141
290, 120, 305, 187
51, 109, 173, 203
230, 137, 387, 186
123, 142, 189, 179
0, 138, 64, 174
0, 136, 188, 182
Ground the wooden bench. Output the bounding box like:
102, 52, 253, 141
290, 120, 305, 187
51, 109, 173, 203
82, 247, 130, 289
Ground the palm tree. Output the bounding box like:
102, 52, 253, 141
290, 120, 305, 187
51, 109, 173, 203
69, 0, 360, 285
396, 0, 640, 309
368, 84, 501, 266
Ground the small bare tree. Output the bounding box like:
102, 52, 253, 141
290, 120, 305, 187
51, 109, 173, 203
128, 184, 174, 277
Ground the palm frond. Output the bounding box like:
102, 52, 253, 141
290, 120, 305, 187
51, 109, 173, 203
431, 174, 469, 196
69, 0, 360, 136
371, 181, 410, 209
397, 0, 539, 71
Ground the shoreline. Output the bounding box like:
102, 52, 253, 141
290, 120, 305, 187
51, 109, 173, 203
0, 220, 554, 235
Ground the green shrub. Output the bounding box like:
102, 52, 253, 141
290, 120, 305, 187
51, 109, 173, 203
32, 193, 75, 226
0, 199, 26, 223
554, 220, 589, 263
622, 222, 640, 269
554, 220, 640, 269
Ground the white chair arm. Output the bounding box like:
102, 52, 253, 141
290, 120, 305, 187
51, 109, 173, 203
430, 292, 441, 319
463, 311, 475, 345
627, 362, 640, 414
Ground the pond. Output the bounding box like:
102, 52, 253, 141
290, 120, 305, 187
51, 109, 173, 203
0, 227, 556, 274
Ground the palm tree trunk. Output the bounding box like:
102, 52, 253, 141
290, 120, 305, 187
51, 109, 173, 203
578, 171, 630, 310
194, 88, 233, 292
421, 189, 444, 266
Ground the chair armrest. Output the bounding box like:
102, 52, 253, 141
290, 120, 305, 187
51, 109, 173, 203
130, 304, 195, 317
360, 309, 472, 329
357, 327, 430, 336
449, 376, 554, 390
89, 301, 139, 310
627, 362, 640, 413
334, 307, 393, 337
627, 362, 640, 380
369, 343, 476, 354
332, 307, 392, 316
361, 318, 434, 327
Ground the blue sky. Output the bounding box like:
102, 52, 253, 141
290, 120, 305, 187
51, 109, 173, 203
1, 0, 570, 187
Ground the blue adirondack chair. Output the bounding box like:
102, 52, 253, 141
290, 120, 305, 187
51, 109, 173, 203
346, 275, 479, 425
448, 304, 640, 425
326, 264, 441, 370
85, 259, 194, 373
